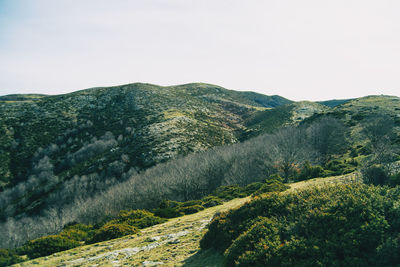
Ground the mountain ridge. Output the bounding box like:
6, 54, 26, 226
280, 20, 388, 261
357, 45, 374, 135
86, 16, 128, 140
1, 82, 399, 253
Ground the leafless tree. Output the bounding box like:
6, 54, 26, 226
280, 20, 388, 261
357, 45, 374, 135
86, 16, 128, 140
362, 114, 397, 165
269, 126, 311, 181
306, 117, 348, 164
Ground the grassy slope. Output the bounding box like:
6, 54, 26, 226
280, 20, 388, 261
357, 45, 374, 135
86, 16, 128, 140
14, 173, 360, 267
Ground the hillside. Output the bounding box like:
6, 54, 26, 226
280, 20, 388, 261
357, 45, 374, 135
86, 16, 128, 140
0, 94, 48, 102
13, 173, 358, 267
0, 83, 292, 220
308, 95, 400, 152
317, 98, 353, 107
0, 83, 290, 190
243, 101, 328, 137
316, 95, 400, 123
1, 83, 399, 255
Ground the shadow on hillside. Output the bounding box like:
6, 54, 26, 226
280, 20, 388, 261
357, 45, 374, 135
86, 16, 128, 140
182, 249, 224, 267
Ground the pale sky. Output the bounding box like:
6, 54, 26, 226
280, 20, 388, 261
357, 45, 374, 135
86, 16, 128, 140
0, 0, 399, 101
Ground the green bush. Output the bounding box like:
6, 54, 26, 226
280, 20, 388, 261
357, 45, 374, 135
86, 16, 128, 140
60, 223, 94, 242
180, 200, 203, 207
252, 179, 290, 196
224, 217, 281, 266
200, 193, 285, 252
153, 207, 184, 218
0, 248, 23, 267
115, 209, 166, 228
389, 172, 400, 186
324, 159, 356, 176
242, 182, 264, 195
362, 165, 389, 185
158, 199, 181, 209
297, 161, 324, 181
210, 185, 247, 200
19, 235, 80, 259
201, 184, 400, 266
349, 147, 359, 157
178, 204, 205, 215
89, 223, 138, 243
201, 196, 224, 207
375, 234, 400, 266
155, 194, 224, 218
153, 200, 184, 218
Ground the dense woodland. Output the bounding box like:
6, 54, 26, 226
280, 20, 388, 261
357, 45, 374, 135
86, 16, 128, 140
0, 85, 399, 265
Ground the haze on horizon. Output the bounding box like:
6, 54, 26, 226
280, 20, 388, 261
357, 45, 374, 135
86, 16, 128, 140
0, 0, 399, 101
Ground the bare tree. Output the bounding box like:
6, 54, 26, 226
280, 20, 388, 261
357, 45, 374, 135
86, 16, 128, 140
306, 117, 348, 164
270, 126, 311, 182
362, 114, 397, 165
361, 115, 399, 185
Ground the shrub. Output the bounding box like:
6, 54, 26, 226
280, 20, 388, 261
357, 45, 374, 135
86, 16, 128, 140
0, 248, 23, 266
242, 182, 264, 195
361, 165, 389, 185
19, 235, 80, 259
153, 207, 184, 218
375, 234, 400, 266
180, 200, 203, 207
389, 172, 400, 186
178, 205, 205, 215
253, 179, 290, 196
89, 223, 137, 243
153, 200, 185, 218
224, 217, 281, 266
201, 184, 400, 266
60, 223, 94, 242
200, 193, 286, 252
297, 161, 324, 181
154, 195, 222, 218
211, 185, 246, 200
158, 200, 181, 209
324, 159, 356, 176
201, 196, 224, 208
115, 209, 166, 228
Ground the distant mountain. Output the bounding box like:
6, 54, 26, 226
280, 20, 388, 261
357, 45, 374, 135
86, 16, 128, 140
0, 94, 47, 102
317, 98, 353, 107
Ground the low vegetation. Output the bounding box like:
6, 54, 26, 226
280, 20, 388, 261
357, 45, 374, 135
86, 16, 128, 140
201, 184, 400, 266
0, 86, 399, 266
0, 178, 288, 265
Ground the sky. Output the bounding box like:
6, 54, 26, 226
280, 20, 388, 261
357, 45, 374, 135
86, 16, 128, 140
0, 0, 399, 101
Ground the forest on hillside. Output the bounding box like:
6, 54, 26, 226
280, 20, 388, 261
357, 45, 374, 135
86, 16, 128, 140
1, 111, 399, 251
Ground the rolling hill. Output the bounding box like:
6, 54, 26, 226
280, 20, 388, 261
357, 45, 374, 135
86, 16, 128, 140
0, 82, 399, 258
0, 83, 291, 191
